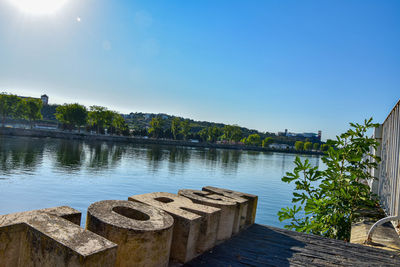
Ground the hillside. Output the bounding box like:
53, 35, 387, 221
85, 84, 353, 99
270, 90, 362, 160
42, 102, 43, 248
123, 112, 320, 145
39, 107, 320, 146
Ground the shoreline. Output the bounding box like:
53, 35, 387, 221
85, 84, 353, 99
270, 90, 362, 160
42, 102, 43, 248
0, 127, 323, 155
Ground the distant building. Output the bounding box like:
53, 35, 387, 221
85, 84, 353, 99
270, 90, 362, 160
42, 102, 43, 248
269, 143, 293, 150
41, 94, 48, 105
284, 131, 319, 138
301, 132, 318, 138
318, 130, 322, 141
19, 94, 49, 105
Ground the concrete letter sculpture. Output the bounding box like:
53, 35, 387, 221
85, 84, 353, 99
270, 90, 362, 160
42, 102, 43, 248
128, 192, 220, 263
202, 186, 258, 225
0, 206, 117, 267
86, 200, 174, 267
178, 189, 238, 240
0, 187, 258, 266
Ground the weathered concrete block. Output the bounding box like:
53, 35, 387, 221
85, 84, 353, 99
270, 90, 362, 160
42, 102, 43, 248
203, 186, 258, 225
128, 192, 221, 263
86, 200, 174, 267
201, 190, 248, 232
40, 206, 82, 225
178, 189, 238, 241
0, 207, 117, 267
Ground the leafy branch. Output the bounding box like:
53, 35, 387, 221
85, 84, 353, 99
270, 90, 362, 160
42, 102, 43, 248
278, 118, 380, 241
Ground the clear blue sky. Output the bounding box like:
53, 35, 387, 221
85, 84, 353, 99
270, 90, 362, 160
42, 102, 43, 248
0, 0, 399, 140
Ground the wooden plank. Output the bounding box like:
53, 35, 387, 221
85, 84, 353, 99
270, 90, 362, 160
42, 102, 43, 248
184, 224, 400, 266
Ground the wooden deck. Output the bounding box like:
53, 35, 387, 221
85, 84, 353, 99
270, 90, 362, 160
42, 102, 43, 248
184, 224, 400, 266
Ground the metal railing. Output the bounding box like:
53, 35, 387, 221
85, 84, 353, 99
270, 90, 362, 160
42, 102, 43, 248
370, 99, 400, 226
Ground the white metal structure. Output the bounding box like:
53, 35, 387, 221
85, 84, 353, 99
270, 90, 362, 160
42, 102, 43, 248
367, 100, 400, 241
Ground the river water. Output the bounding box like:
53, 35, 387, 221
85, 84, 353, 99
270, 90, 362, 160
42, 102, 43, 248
0, 136, 321, 227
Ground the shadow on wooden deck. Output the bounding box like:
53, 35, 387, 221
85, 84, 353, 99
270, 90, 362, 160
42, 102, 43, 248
184, 224, 400, 266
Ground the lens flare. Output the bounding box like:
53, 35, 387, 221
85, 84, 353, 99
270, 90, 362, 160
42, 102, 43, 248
8, 0, 68, 15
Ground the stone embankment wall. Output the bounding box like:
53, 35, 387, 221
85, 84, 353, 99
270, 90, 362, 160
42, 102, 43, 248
0, 127, 322, 155
0, 186, 257, 267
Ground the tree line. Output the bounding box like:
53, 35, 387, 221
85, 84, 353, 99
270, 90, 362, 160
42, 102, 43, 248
0, 93, 325, 150
146, 117, 324, 150
56, 104, 129, 135
0, 93, 43, 128
0, 93, 129, 135
294, 141, 329, 152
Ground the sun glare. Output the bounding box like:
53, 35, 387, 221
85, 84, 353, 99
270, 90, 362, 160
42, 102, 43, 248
8, 0, 68, 15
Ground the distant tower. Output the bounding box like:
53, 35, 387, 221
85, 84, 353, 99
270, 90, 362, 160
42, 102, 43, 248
41, 94, 49, 105
318, 130, 322, 141
285, 129, 288, 136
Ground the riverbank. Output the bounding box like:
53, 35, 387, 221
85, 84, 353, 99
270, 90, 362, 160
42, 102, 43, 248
0, 127, 323, 155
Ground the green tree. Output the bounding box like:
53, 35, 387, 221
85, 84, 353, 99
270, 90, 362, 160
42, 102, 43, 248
55, 105, 71, 128
222, 125, 233, 141
208, 126, 222, 142
111, 113, 129, 135
320, 144, 329, 151
221, 125, 242, 142
262, 137, 273, 148
245, 134, 261, 146
71, 104, 88, 132
15, 99, 27, 120
304, 141, 313, 151
23, 98, 43, 128
180, 120, 191, 140
231, 126, 242, 142
103, 110, 116, 132
294, 141, 304, 151
199, 127, 208, 142
0, 93, 23, 127
56, 103, 88, 132
148, 117, 164, 138
278, 118, 380, 241
88, 106, 107, 134
313, 143, 320, 151
171, 117, 181, 140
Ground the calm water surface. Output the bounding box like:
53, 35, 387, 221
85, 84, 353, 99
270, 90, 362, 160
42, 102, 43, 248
0, 136, 321, 227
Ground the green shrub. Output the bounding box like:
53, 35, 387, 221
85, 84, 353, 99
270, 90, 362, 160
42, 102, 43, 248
278, 118, 380, 241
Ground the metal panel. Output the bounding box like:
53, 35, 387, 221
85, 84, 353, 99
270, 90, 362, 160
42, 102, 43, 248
376, 100, 400, 219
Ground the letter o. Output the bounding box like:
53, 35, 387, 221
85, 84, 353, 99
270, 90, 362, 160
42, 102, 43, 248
86, 200, 174, 267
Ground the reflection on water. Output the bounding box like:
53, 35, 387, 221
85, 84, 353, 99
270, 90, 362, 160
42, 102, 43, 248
56, 141, 85, 171
0, 137, 44, 174
86, 143, 126, 171
0, 138, 247, 175
0, 136, 321, 227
